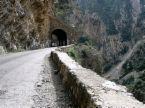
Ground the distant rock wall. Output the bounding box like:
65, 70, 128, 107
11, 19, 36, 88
50, 50, 145, 108
55, 0, 145, 71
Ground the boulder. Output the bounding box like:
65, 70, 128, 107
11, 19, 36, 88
0, 46, 5, 54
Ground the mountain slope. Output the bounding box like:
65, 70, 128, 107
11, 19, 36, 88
118, 40, 145, 103
55, 0, 145, 72
55, 0, 145, 103
105, 40, 144, 80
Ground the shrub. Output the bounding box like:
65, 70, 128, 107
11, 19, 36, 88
122, 76, 134, 85
78, 36, 89, 44
133, 79, 145, 103
67, 47, 79, 62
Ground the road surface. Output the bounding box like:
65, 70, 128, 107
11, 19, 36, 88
0, 48, 73, 108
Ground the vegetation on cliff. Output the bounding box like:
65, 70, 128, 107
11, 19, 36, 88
55, 0, 145, 103
67, 37, 103, 74
121, 42, 145, 103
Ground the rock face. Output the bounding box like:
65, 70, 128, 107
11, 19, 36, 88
54, 0, 145, 103
54, 0, 145, 71
0, 0, 53, 51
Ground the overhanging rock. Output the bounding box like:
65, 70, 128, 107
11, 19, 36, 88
50, 50, 145, 108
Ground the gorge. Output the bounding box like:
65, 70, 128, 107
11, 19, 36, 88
0, 0, 145, 106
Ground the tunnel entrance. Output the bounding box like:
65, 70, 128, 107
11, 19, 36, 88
50, 29, 67, 47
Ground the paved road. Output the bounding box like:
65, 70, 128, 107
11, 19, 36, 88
0, 48, 73, 108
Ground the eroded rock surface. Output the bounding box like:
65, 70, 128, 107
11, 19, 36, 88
0, 0, 53, 51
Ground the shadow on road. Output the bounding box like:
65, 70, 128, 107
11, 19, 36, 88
32, 55, 76, 108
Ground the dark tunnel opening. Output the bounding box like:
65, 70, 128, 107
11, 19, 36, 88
51, 29, 67, 47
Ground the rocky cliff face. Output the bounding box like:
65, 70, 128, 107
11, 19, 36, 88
0, 0, 53, 52
55, 0, 145, 103
55, 0, 145, 71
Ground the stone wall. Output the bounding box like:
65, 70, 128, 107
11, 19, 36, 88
50, 50, 145, 108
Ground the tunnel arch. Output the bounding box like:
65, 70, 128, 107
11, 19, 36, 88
50, 29, 67, 47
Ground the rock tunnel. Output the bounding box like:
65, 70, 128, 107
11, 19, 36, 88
50, 29, 67, 47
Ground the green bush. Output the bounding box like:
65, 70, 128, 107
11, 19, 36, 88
103, 63, 112, 72
78, 36, 96, 47
78, 36, 89, 44
122, 76, 134, 85
133, 79, 145, 103
68, 47, 78, 60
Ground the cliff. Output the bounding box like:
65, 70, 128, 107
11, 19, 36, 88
54, 0, 145, 103
0, 0, 53, 52
54, 0, 145, 70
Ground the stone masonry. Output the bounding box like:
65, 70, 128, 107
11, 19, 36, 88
50, 50, 145, 108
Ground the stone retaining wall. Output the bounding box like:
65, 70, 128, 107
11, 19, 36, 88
50, 50, 145, 108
